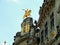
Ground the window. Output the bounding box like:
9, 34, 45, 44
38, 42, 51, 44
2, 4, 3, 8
56, 26, 60, 34
50, 12, 54, 19
50, 18, 54, 29
50, 12, 54, 29
45, 27, 48, 38
41, 31, 43, 43
45, 22, 48, 38
45, 22, 47, 27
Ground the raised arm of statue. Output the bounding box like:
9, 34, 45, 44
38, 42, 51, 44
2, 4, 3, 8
23, 9, 31, 19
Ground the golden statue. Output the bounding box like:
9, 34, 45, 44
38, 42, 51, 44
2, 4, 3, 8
23, 9, 31, 19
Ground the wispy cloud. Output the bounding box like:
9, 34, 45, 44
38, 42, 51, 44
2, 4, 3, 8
7, 0, 19, 3
12, 0, 19, 2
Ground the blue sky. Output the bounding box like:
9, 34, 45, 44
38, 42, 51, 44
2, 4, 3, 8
0, 0, 43, 45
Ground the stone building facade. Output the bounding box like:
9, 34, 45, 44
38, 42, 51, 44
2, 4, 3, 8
38, 0, 60, 45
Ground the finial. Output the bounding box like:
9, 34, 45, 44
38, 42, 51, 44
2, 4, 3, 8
4, 41, 6, 45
